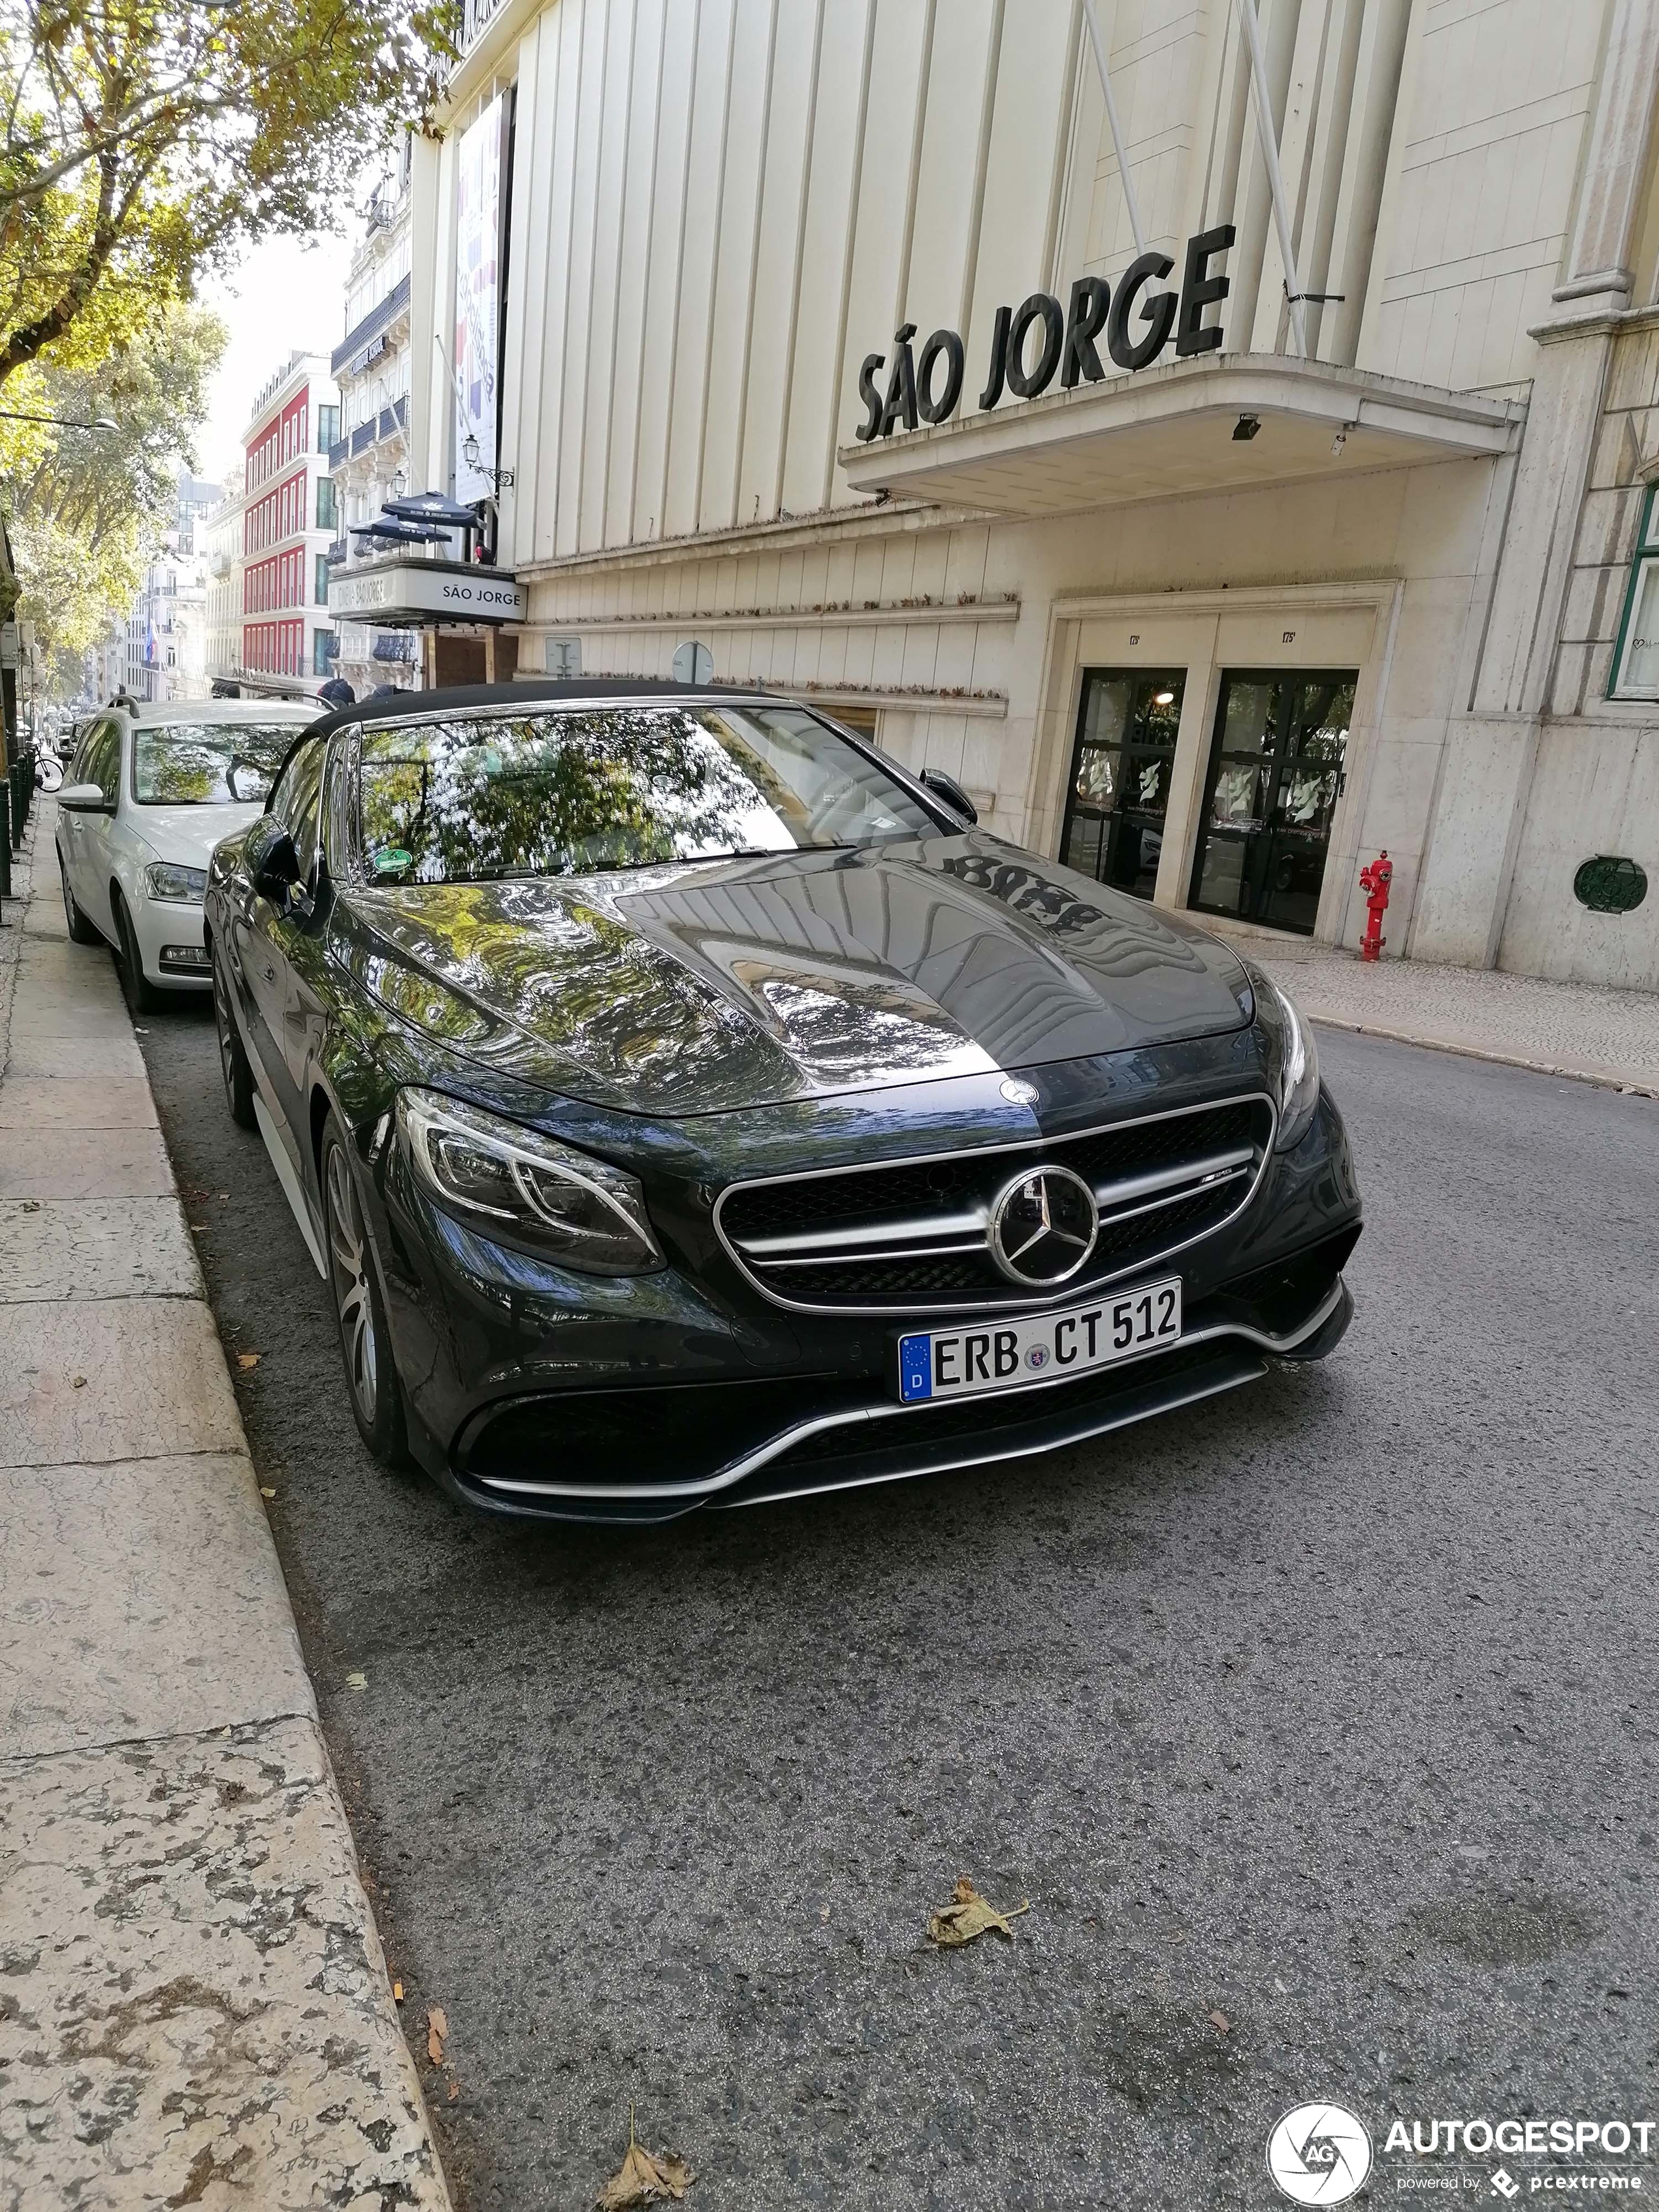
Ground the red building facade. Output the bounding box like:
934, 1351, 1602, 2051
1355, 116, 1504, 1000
239, 355, 338, 685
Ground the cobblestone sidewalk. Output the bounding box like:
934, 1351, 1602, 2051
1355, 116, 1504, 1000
1202, 920, 1659, 1096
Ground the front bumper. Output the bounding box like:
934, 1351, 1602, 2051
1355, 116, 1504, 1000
131, 893, 211, 989
366, 1074, 1362, 1525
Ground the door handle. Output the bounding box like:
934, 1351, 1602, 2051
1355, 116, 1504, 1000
262, 963, 276, 982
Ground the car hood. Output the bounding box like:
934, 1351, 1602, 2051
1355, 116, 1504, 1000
131, 803, 265, 872
340, 833, 1252, 1115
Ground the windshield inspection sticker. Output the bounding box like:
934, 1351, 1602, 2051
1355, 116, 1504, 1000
1266, 2104, 1656, 2203
371, 848, 413, 875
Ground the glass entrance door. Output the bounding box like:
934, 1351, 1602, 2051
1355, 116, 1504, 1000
1059, 667, 1185, 901
1188, 671, 1355, 935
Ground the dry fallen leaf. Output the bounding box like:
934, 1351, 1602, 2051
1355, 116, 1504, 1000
20, 1200, 40, 1211
427, 2006, 447, 2065
1209, 2010, 1231, 2034
927, 1876, 1031, 1948
259, 1487, 276, 1499
344, 1671, 367, 1691
448, 2079, 459, 2103
596, 2115, 694, 2211
71, 1375, 88, 1389
236, 1352, 261, 1370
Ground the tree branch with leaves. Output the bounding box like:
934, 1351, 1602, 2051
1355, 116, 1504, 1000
0, 0, 457, 390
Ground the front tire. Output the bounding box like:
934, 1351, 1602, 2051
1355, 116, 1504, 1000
110, 889, 164, 1014
59, 854, 103, 944
210, 939, 257, 1130
321, 1114, 410, 1469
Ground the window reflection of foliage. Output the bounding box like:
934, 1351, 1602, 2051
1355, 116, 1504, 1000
358, 707, 918, 885
134, 724, 296, 805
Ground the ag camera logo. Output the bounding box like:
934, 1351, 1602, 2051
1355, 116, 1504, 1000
1266, 2102, 1374, 2205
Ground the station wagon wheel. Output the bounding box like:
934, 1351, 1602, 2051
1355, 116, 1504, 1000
59, 852, 102, 944
320, 1113, 410, 1468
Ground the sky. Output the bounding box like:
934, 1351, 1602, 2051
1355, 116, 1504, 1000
195, 229, 357, 485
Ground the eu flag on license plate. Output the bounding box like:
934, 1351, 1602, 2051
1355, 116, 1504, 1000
898, 1334, 931, 1402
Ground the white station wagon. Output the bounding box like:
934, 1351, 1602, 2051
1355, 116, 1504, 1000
56, 698, 319, 1012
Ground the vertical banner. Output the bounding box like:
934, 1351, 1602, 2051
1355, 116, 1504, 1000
453, 95, 504, 505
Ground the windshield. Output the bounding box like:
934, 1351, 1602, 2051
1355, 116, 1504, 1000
357, 703, 939, 885
133, 722, 304, 806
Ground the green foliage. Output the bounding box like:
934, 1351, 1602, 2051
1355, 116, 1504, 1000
0, 299, 225, 665
0, 0, 458, 389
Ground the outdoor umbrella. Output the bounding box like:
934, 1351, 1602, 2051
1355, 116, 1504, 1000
383, 492, 479, 528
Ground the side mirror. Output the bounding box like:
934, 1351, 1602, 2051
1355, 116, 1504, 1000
920, 767, 978, 825
245, 816, 303, 906
57, 782, 113, 813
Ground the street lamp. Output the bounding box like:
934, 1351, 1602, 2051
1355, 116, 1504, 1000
0, 409, 119, 430
460, 431, 513, 490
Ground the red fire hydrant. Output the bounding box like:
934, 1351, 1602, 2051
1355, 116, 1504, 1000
1358, 850, 1392, 961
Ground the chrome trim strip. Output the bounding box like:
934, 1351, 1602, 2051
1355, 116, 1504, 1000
711, 1091, 1279, 1317
470, 1274, 1344, 1505
735, 1207, 988, 1258
1093, 1144, 1255, 1213
737, 1150, 1257, 1277
758, 1238, 989, 1269
713, 1356, 1268, 1513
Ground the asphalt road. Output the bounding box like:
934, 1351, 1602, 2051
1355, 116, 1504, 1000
135, 988, 1659, 2212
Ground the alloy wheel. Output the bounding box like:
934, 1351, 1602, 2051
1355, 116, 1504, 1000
326, 1143, 379, 1422
212, 961, 237, 1109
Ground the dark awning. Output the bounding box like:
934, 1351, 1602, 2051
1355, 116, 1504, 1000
353, 517, 449, 545
383, 492, 479, 527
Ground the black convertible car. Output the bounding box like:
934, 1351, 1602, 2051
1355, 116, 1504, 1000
204, 680, 1360, 1524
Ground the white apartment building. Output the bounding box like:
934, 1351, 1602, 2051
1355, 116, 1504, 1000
402, 0, 1659, 991
329, 149, 423, 697
237, 352, 340, 693
204, 473, 245, 686
124, 473, 217, 702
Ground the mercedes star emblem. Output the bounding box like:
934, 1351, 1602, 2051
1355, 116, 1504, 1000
987, 1164, 1099, 1287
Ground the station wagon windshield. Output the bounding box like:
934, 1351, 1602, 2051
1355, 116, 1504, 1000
357, 704, 938, 884
133, 723, 302, 806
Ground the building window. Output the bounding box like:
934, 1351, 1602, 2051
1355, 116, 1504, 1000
313, 629, 338, 675
317, 476, 337, 531
1609, 481, 1659, 697
315, 554, 330, 604
318, 404, 340, 452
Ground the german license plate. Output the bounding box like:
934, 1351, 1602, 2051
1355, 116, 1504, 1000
895, 1278, 1182, 1404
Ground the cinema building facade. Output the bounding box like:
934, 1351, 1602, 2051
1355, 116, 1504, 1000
399, 0, 1659, 990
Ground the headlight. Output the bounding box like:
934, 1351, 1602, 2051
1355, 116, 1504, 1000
395, 1089, 664, 1275
144, 861, 208, 903
1243, 961, 1321, 1151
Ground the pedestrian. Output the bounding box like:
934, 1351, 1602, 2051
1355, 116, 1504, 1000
317, 676, 356, 708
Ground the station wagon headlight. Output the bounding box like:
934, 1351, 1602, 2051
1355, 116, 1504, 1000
395, 1089, 663, 1274
144, 861, 208, 903
1244, 963, 1321, 1151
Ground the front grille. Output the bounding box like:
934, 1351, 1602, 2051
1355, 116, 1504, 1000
717, 1095, 1274, 1315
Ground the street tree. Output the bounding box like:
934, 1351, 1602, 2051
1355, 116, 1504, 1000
0, 299, 225, 667
0, 0, 456, 390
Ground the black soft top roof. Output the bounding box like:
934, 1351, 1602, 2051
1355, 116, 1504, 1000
302, 678, 789, 743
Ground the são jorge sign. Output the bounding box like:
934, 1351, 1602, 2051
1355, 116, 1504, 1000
854, 223, 1236, 443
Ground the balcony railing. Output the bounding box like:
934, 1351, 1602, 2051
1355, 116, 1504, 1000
329, 436, 349, 469
330, 272, 412, 378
